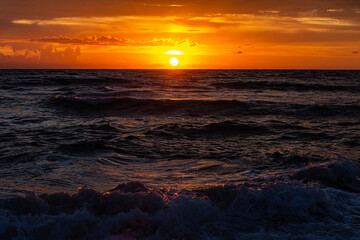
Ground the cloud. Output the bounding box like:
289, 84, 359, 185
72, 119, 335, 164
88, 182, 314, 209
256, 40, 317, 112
41, 45, 81, 63
34, 35, 200, 47
142, 3, 184, 7
176, 39, 200, 47
326, 9, 344, 13
36, 35, 125, 45
353, 51, 359, 54
0, 45, 13, 56
0, 45, 81, 68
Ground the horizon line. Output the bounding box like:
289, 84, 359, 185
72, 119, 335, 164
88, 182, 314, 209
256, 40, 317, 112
0, 68, 360, 71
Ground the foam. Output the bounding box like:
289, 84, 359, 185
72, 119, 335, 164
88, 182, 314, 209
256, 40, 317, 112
1, 180, 359, 239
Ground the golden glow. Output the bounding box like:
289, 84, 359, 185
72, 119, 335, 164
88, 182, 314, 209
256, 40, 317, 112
170, 57, 179, 66
166, 50, 184, 55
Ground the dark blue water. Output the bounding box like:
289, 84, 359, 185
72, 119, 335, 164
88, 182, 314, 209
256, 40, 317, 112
0, 70, 359, 239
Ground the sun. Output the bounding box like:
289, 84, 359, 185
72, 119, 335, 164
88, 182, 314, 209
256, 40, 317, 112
170, 57, 179, 66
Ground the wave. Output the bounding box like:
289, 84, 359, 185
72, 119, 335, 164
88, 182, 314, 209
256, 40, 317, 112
144, 121, 342, 141
51, 95, 257, 117
212, 80, 360, 93
269, 151, 325, 166
57, 139, 121, 155
290, 157, 360, 192
1, 175, 359, 239
145, 120, 271, 139
51, 95, 360, 118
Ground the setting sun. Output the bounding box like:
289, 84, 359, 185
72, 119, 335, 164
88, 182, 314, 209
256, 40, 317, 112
170, 57, 179, 66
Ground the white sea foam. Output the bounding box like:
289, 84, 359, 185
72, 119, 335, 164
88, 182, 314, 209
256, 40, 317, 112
1, 175, 359, 239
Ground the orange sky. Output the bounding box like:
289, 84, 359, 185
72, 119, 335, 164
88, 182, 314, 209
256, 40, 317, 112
0, 0, 359, 69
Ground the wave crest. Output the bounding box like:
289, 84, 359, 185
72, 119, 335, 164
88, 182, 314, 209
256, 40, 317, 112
1, 179, 359, 239
290, 157, 360, 192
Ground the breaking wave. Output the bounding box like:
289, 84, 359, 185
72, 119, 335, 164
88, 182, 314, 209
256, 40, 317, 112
1, 159, 359, 240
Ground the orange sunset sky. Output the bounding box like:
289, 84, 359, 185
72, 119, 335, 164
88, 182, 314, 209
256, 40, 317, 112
0, 0, 359, 69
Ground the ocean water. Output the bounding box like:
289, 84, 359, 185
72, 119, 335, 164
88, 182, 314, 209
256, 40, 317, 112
0, 69, 359, 239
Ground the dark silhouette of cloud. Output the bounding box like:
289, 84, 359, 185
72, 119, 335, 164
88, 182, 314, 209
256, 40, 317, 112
0, 45, 81, 68
36, 35, 126, 45
34, 35, 200, 47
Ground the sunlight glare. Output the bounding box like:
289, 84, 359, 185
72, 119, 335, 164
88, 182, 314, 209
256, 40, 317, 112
166, 50, 184, 55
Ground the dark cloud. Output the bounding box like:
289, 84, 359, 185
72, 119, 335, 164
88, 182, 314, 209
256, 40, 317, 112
41, 45, 80, 63
0, 45, 81, 68
36, 35, 125, 45
353, 51, 359, 54
34, 35, 200, 47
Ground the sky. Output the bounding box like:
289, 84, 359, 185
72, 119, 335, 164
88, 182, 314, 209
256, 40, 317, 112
0, 0, 359, 69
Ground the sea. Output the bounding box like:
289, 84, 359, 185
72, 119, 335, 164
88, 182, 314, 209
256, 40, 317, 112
0, 69, 359, 239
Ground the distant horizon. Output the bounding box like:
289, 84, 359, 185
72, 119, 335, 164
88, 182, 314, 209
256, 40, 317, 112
1, 68, 359, 71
